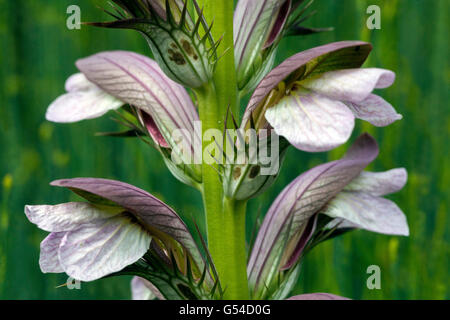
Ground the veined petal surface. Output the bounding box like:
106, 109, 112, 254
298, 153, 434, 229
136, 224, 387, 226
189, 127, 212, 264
39, 232, 66, 273
25, 202, 118, 233
301, 68, 395, 103
242, 41, 372, 127
76, 51, 199, 149
46, 73, 123, 123
345, 94, 403, 127
344, 168, 407, 196
234, 0, 291, 90
59, 213, 151, 281
265, 90, 355, 152
323, 191, 409, 236
50, 178, 205, 269
248, 134, 379, 297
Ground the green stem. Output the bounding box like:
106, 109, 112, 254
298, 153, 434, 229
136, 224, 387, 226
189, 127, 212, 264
220, 198, 249, 299
197, 87, 250, 300
197, 84, 224, 269
196, 0, 249, 300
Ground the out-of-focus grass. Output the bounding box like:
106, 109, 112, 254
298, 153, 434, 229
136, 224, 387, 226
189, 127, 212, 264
0, 0, 448, 299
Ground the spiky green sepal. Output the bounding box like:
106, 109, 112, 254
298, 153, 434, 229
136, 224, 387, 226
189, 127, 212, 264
286, 0, 333, 37
210, 110, 290, 201
90, 0, 219, 88
107, 219, 223, 300
115, 250, 220, 300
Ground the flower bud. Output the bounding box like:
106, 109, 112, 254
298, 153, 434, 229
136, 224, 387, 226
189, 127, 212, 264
92, 0, 215, 88
234, 0, 291, 94
222, 130, 289, 201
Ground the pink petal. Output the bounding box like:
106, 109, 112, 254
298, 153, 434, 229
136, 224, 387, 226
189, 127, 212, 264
139, 111, 170, 148
234, 0, 288, 88
50, 178, 206, 274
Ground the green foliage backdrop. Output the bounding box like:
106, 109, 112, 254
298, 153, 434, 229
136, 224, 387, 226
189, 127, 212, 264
0, 0, 448, 299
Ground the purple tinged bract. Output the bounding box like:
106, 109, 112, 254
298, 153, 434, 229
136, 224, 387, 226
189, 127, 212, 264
242, 41, 402, 152
247, 133, 408, 299
234, 0, 292, 93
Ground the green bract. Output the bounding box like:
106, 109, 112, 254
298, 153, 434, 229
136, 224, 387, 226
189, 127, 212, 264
91, 0, 217, 88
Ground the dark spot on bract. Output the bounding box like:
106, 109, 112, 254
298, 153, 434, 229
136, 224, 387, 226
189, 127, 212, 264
181, 39, 197, 60
355, 46, 361, 51
168, 49, 186, 65
233, 167, 242, 180
249, 166, 261, 179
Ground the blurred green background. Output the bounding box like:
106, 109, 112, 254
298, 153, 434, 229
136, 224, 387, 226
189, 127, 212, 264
0, 0, 448, 299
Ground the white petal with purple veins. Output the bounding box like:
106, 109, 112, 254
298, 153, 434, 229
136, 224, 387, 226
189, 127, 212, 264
301, 68, 395, 103
345, 168, 408, 196
324, 191, 409, 236
39, 232, 66, 273
131, 277, 156, 300
345, 94, 402, 126
59, 214, 151, 281
248, 135, 379, 297
242, 41, 372, 128
25, 202, 119, 232
46, 73, 123, 123
265, 91, 355, 152
50, 178, 207, 276
76, 51, 200, 150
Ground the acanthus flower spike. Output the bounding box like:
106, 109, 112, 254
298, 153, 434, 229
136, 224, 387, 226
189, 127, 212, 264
27, 0, 410, 301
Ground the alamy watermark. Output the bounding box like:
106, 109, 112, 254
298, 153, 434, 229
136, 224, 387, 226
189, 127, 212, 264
66, 5, 81, 30
367, 5, 381, 30
366, 265, 381, 290
66, 276, 82, 290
